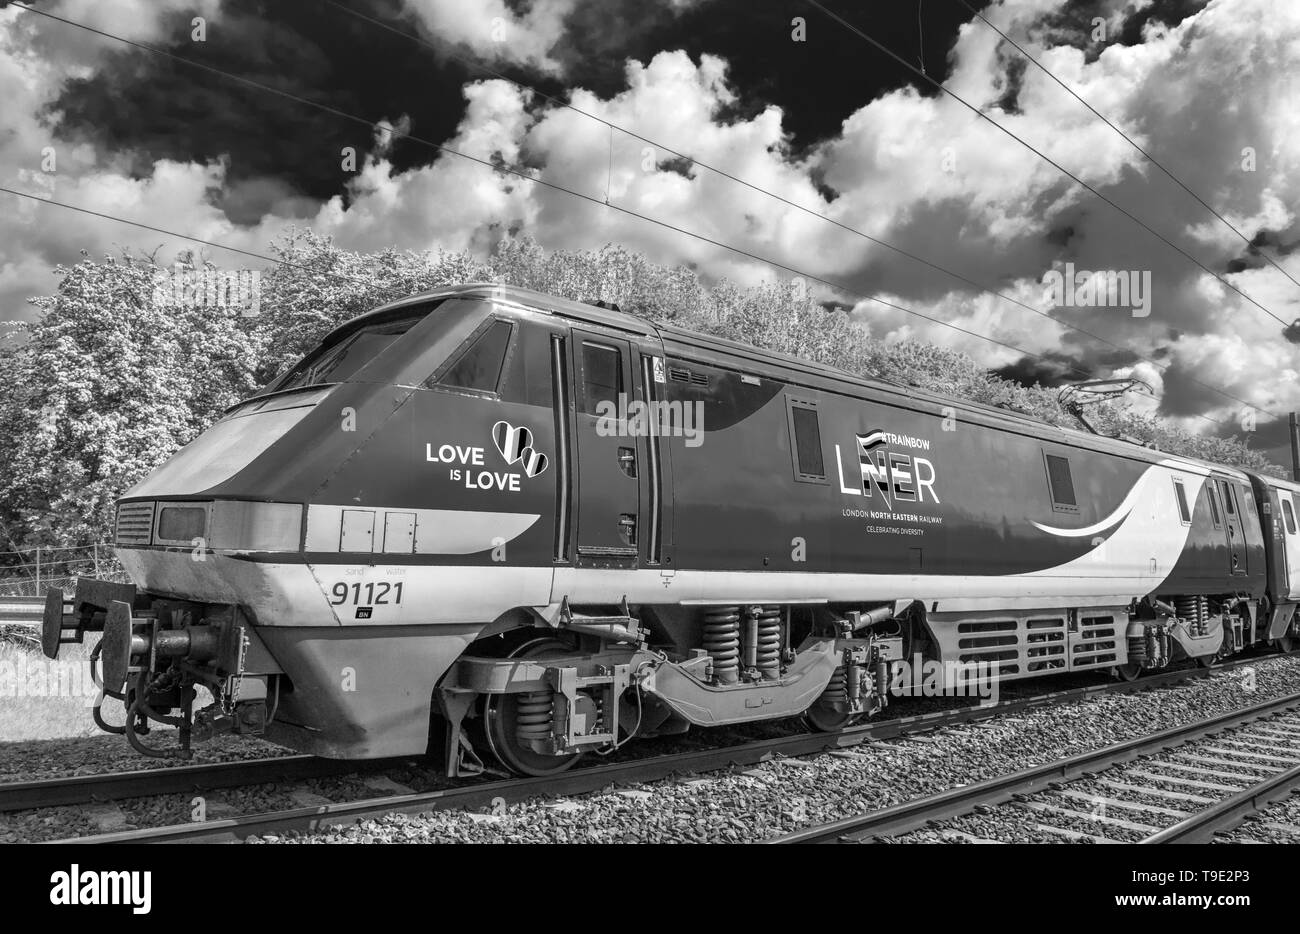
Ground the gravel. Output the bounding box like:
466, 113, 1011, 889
0, 731, 290, 785
1216, 792, 1300, 843
251, 653, 1300, 844
5, 653, 1298, 844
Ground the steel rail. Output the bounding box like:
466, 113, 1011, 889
1140, 762, 1300, 843
0, 755, 405, 813
41, 655, 1277, 843
768, 689, 1300, 843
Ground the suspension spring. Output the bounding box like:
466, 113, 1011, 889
1173, 595, 1210, 635
820, 666, 848, 708
702, 606, 741, 685
1127, 634, 1148, 666
752, 605, 782, 681
515, 690, 554, 746
1173, 595, 1208, 627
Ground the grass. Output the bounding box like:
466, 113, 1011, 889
0, 637, 223, 745
0, 640, 106, 742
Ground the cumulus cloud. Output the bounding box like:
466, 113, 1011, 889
0, 1, 233, 322
2, 0, 1299, 458
807, 0, 1300, 438
396, 0, 710, 76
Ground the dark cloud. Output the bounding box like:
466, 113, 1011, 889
1042, 0, 1210, 61
995, 351, 1090, 387
992, 53, 1028, 114
42, 0, 997, 222
47, 0, 476, 211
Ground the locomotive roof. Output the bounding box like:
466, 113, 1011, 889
335, 282, 658, 340
340, 283, 1255, 482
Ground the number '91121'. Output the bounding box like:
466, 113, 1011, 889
330, 581, 403, 606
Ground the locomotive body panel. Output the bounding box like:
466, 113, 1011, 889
660, 347, 1265, 605
68, 283, 1292, 769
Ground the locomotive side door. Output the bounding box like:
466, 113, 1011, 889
1276, 489, 1300, 597
1217, 479, 1249, 576
571, 329, 640, 564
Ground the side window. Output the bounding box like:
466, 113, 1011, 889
1207, 484, 1223, 528
1172, 478, 1191, 525
1043, 452, 1077, 513
580, 342, 622, 416
1284, 497, 1297, 536
1220, 480, 1236, 516
437, 319, 513, 393
786, 398, 825, 482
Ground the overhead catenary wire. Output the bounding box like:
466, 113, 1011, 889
1, 182, 1115, 409
0, 185, 387, 293
953, 0, 1300, 294
803, 0, 1293, 330
4, 3, 1256, 431
313, 0, 1283, 423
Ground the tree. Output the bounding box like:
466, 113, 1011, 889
0, 251, 261, 546
0, 232, 1283, 551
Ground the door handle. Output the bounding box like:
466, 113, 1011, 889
618, 446, 637, 478
618, 513, 637, 545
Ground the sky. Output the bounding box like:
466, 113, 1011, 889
0, 0, 1298, 465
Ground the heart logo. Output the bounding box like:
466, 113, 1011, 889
518, 446, 548, 478
492, 420, 533, 465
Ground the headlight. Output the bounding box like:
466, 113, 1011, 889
122, 499, 303, 551
208, 501, 303, 552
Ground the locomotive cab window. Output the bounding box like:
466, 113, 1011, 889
1043, 452, 1077, 513
437, 319, 513, 394
1207, 485, 1223, 528
1284, 497, 1297, 535
1172, 478, 1192, 525
785, 398, 826, 483
277, 311, 429, 392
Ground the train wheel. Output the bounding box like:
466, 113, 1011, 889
804, 703, 856, 732
1276, 635, 1296, 654
1114, 663, 1143, 682
1198, 631, 1229, 667
481, 636, 583, 777
804, 664, 856, 732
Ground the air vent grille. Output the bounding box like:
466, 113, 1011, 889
115, 501, 155, 545
667, 366, 710, 387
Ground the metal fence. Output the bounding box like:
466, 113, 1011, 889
0, 543, 128, 597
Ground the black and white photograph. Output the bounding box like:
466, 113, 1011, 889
0, 0, 1296, 906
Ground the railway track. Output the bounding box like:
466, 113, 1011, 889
30, 653, 1278, 843
770, 688, 1300, 844
0, 755, 405, 814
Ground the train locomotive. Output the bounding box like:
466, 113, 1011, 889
42, 283, 1300, 776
